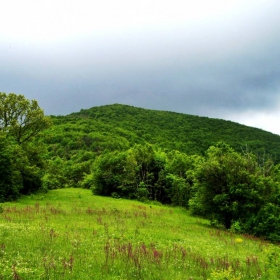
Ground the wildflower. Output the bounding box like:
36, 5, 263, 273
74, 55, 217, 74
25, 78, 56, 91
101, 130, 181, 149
235, 238, 243, 243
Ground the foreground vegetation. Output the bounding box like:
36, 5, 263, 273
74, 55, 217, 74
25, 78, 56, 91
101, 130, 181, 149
1, 188, 280, 280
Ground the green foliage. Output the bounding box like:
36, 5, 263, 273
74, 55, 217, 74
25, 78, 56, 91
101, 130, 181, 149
244, 203, 280, 242
164, 151, 201, 206
20, 164, 43, 194
40, 104, 280, 198
190, 143, 259, 228
0, 134, 22, 201
0, 93, 50, 200
190, 142, 280, 242
165, 174, 190, 207
92, 150, 137, 197
86, 140, 280, 241
41, 104, 280, 189
91, 145, 161, 201
90, 143, 201, 206
40, 116, 136, 188
71, 104, 280, 162
136, 181, 150, 201
0, 92, 51, 145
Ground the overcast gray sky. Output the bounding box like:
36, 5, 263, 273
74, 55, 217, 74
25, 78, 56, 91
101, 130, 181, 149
1, 0, 280, 134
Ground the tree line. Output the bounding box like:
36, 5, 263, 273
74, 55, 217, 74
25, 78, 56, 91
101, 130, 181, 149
85, 142, 280, 242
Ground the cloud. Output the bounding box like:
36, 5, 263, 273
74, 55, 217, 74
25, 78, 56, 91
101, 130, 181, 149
1, 0, 280, 133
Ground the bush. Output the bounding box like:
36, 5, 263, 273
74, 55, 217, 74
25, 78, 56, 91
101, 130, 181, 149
111, 192, 121, 199
244, 203, 280, 242
136, 184, 149, 201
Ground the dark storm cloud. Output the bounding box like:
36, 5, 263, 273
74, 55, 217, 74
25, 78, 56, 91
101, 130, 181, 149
1, 0, 280, 127
1, 26, 280, 116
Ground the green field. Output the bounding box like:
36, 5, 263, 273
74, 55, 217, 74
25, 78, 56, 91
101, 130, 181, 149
0, 188, 279, 280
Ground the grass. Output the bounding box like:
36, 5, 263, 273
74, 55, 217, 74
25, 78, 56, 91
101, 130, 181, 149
0, 188, 280, 279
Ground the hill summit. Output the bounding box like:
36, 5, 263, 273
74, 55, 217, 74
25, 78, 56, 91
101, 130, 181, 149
66, 104, 280, 161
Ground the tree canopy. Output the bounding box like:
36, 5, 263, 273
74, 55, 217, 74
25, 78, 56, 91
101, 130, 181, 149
0, 92, 50, 200
0, 92, 50, 145
70, 104, 280, 162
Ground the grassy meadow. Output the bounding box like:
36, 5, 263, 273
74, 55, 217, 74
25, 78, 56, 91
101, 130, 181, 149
0, 188, 280, 280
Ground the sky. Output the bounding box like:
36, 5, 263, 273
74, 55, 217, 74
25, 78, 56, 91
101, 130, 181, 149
1, 0, 280, 134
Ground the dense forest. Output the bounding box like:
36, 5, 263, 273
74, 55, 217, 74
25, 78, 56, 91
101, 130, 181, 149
1, 93, 280, 242
71, 104, 280, 160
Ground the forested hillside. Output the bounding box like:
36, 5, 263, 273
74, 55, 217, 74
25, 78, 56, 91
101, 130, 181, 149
41, 104, 280, 192
68, 104, 280, 160
40, 104, 280, 191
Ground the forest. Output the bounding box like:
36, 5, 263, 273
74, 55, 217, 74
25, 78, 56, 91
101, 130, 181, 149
1, 92, 280, 242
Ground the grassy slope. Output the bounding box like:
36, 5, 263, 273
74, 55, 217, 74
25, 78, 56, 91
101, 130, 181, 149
1, 189, 279, 279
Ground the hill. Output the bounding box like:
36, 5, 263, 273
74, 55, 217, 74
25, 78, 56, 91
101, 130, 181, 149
41, 104, 280, 190
40, 104, 280, 201
64, 104, 280, 160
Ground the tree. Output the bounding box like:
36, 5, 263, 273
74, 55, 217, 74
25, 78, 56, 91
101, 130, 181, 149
92, 150, 137, 197
190, 142, 264, 229
0, 134, 22, 201
91, 145, 167, 200
0, 92, 51, 145
133, 144, 156, 186
0, 93, 51, 200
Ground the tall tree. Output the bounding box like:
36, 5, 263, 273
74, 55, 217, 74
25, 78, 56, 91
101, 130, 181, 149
189, 142, 276, 231
0, 92, 50, 145
0, 93, 51, 199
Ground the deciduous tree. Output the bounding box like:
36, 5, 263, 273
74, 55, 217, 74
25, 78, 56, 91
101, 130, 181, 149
190, 142, 263, 229
0, 93, 51, 200
0, 92, 50, 144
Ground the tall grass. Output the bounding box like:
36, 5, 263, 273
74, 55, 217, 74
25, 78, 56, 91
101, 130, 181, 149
0, 188, 279, 279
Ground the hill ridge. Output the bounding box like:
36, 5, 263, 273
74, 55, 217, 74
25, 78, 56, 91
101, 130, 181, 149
71, 103, 274, 134
59, 103, 280, 161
